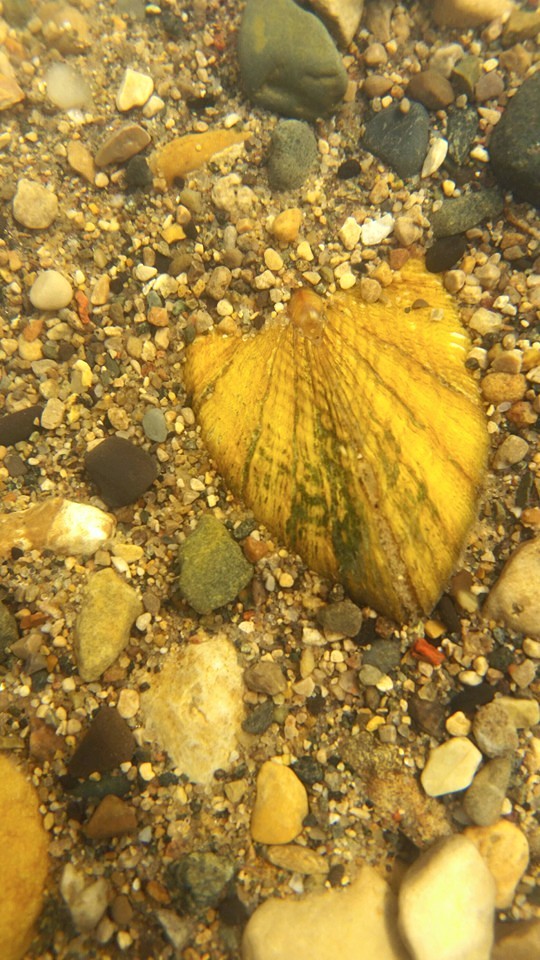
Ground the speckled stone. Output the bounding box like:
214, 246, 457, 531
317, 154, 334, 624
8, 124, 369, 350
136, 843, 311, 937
166, 853, 235, 909
177, 514, 253, 614
268, 120, 318, 190
483, 538, 540, 639
472, 701, 519, 758
73, 568, 142, 682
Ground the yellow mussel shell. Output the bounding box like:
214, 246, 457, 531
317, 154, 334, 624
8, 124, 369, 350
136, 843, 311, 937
184, 260, 488, 622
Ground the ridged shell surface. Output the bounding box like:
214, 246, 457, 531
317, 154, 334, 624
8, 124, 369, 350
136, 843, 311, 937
184, 260, 488, 621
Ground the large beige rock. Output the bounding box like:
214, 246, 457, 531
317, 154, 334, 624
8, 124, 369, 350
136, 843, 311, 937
0, 756, 49, 960
398, 835, 496, 960
242, 864, 408, 960
432, 0, 514, 28
141, 633, 245, 784
483, 538, 540, 639
250, 760, 308, 845
464, 820, 529, 908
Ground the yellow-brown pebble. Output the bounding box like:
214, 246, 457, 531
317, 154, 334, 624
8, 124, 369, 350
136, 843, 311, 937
464, 820, 529, 908
271, 208, 303, 243
481, 372, 527, 403
250, 760, 308, 844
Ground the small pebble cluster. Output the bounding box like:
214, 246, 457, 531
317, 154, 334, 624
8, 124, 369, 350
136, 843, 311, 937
0, 0, 539, 958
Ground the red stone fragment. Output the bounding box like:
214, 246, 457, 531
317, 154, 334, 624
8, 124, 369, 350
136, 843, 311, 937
411, 637, 446, 666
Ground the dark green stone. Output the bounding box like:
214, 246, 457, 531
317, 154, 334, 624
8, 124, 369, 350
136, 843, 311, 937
430, 187, 504, 238
177, 515, 253, 614
238, 0, 348, 121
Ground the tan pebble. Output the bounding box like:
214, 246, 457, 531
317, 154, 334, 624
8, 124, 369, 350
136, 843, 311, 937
433, 0, 513, 28
147, 305, 169, 327
112, 543, 144, 564
421, 737, 482, 796
522, 638, 540, 659
0, 75, 25, 110
278, 571, 295, 588
13, 178, 58, 229
18, 336, 42, 361
338, 216, 361, 251
251, 760, 308, 844
297, 240, 313, 261
494, 695, 539, 729
464, 820, 529, 909
445, 711, 472, 736
481, 372, 526, 403
84, 795, 137, 840
338, 273, 356, 290
90, 275, 110, 306
394, 217, 422, 247
266, 844, 329, 875
359, 277, 382, 302
95, 123, 151, 168
116, 68, 154, 111
41, 397, 65, 430
67, 141, 95, 182
264, 248, 284, 272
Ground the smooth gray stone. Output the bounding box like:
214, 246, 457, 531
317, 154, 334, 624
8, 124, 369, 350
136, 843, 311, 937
430, 186, 504, 238
237, 0, 348, 121
361, 102, 429, 179
490, 71, 540, 208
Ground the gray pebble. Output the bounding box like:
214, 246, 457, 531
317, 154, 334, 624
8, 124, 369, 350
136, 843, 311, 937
363, 638, 401, 674
361, 101, 430, 180
0, 601, 18, 662
244, 661, 287, 695
447, 105, 478, 165
317, 598, 363, 637
166, 853, 235, 908
472, 701, 518, 758
430, 187, 504, 238
268, 120, 318, 191
464, 756, 512, 826
142, 408, 168, 443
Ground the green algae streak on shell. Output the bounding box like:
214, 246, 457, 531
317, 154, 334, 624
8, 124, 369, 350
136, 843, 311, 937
183, 260, 488, 622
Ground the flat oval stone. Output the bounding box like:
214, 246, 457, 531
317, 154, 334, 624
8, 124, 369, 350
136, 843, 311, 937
0, 404, 43, 445
430, 187, 504, 238
142, 407, 168, 442
95, 123, 151, 168
238, 0, 348, 121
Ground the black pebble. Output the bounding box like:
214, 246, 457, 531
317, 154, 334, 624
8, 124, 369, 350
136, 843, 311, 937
425, 235, 467, 273
292, 755, 324, 785
68, 706, 136, 779
337, 158, 361, 180
85, 435, 158, 507
448, 682, 495, 717
242, 699, 274, 734
125, 155, 152, 189
0, 404, 43, 446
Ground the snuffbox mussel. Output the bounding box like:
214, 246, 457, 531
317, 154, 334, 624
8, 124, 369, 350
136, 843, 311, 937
184, 260, 488, 622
